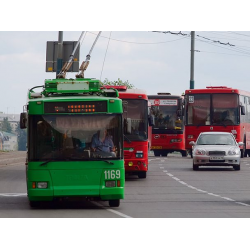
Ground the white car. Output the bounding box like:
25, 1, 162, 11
189, 132, 243, 171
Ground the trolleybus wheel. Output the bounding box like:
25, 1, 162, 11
109, 199, 120, 207
181, 150, 187, 157
29, 201, 40, 208
154, 151, 161, 157
138, 171, 147, 179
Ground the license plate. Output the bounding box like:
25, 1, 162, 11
210, 156, 224, 160
151, 146, 162, 149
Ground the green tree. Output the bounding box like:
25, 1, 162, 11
1, 117, 12, 133
102, 78, 134, 89
16, 122, 27, 151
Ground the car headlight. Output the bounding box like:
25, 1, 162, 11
228, 148, 240, 155
194, 148, 206, 155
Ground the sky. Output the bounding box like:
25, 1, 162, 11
2, 30, 250, 115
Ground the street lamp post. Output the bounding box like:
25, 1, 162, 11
190, 31, 195, 89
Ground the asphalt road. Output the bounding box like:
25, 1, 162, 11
1, 151, 250, 218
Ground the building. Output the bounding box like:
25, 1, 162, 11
0, 113, 19, 134
0, 113, 19, 151
0, 131, 18, 151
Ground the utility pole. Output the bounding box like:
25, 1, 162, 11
56, 31, 63, 78
190, 31, 195, 89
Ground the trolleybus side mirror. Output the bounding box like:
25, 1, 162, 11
238, 142, 244, 147
240, 105, 246, 115
20, 112, 27, 129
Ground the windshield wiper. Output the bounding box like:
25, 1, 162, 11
124, 134, 131, 143
40, 159, 55, 166
40, 157, 72, 166
92, 159, 114, 165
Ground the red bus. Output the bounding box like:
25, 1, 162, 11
148, 93, 186, 157
104, 86, 152, 178
184, 86, 249, 157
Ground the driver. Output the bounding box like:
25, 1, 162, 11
91, 129, 115, 153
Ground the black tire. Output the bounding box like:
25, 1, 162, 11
109, 199, 120, 207
233, 164, 240, 171
161, 150, 168, 157
181, 150, 187, 157
29, 201, 40, 208
193, 163, 199, 171
138, 171, 147, 179
154, 150, 161, 157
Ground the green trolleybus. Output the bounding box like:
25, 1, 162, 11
20, 78, 124, 207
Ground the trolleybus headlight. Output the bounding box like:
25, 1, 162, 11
105, 181, 116, 187
37, 182, 48, 189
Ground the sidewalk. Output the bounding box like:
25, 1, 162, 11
0, 151, 26, 167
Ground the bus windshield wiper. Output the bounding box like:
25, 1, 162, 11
39, 157, 72, 166
124, 134, 131, 143
91, 159, 114, 165
40, 159, 55, 166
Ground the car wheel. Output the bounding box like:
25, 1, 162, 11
193, 163, 199, 171
233, 164, 240, 171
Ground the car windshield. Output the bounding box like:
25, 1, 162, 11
196, 134, 236, 145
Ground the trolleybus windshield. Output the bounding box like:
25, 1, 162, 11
29, 114, 122, 161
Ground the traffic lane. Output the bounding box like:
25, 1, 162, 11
118, 155, 250, 217
161, 155, 250, 207
0, 162, 127, 218
0, 195, 125, 218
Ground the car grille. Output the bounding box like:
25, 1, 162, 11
208, 151, 226, 156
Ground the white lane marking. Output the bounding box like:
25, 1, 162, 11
161, 160, 165, 163
246, 164, 250, 165
235, 202, 250, 207
0, 194, 133, 217
92, 201, 132, 218
161, 167, 250, 207
163, 170, 168, 173
0, 193, 27, 197
106, 208, 132, 218
160, 167, 164, 169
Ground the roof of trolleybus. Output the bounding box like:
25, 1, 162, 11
185, 86, 250, 96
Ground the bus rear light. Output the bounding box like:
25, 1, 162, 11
105, 181, 116, 187
188, 135, 194, 139
117, 180, 121, 187
32, 182, 36, 189
37, 182, 48, 189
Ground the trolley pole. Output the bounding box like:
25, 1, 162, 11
190, 31, 195, 89
56, 31, 63, 78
